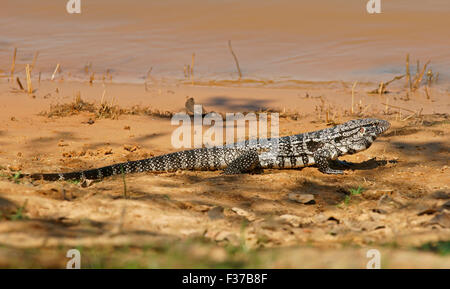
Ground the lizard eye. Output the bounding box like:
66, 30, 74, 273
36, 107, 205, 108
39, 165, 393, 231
359, 127, 365, 134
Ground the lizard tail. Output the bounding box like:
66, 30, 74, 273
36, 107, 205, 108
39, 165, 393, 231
30, 158, 158, 181
29, 151, 200, 181
30, 171, 91, 181
30, 166, 117, 181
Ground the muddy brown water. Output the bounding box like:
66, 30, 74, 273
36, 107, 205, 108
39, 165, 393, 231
1, 0, 449, 83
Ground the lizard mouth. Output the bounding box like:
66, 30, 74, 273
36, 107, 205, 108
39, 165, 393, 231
378, 119, 391, 134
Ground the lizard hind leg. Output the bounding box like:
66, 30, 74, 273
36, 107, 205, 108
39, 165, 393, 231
223, 150, 262, 175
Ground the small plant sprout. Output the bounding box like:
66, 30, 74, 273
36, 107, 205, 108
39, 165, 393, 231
338, 186, 364, 207
343, 195, 351, 205
11, 171, 22, 184
67, 179, 81, 185
349, 185, 364, 196
10, 200, 28, 221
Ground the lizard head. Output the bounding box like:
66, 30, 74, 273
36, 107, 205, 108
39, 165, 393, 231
338, 118, 390, 154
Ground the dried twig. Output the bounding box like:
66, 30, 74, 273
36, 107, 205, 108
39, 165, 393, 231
405, 53, 411, 92
434, 72, 439, 84
425, 84, 431, 100
16, 77, 24, 90
144, 67, 153, 91
89, 72, 95, 85
378, 81, 385, 96
100, 89, 106, 104
401, 108, 423, 122
368, 75, 404, 94
10, 48, 17, 81
106, 69, 112, 82
351, 81, 358, 115
51, 63, 60, 81
183, 65, 188, 78
84, 62, 91, 75
412, 60, 430, 92
25, 64, 32, 94
228, 40, 242, 80
385, 74, 405, 87
360, 104, 371, 115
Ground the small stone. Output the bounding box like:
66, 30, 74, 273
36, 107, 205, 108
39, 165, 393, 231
314, 213, 328, 223
428, 212, 450, 228
326, 216, 340, 224
417, 208, 438, 216
124, 144, 139, 152
431, 190, 450, 200
214, 231, 234, 242
102, 148, 113, 155
208, 206, 224, 220
231, 207, 256, 221
288, 193, 315, 204
191, 204, 211, 213
363, 189, 393, 200
279, 214, 303, 227
62, 152, 74, 158
8, 165, 22, 171
371, 208, 388, 214
440, 200, 450, 211
185, 97, 195, 114
80, 179, 94, 188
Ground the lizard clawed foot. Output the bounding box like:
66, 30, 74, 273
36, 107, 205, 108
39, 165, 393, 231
314, 153, 345, 175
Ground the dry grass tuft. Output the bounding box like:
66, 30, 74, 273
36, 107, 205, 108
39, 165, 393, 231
40, 95, 173, 119
40, 94, 96, 118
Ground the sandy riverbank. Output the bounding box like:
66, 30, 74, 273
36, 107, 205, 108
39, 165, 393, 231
0, 77, 448, 268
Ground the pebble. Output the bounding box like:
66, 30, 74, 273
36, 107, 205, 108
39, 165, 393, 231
208, 206, 224, 220
288, 193, 315, 204
231, 207, 256, 221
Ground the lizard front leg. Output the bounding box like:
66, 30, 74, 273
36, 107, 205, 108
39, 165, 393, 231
223, 150, 262, 175
314, 151, 344, 175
